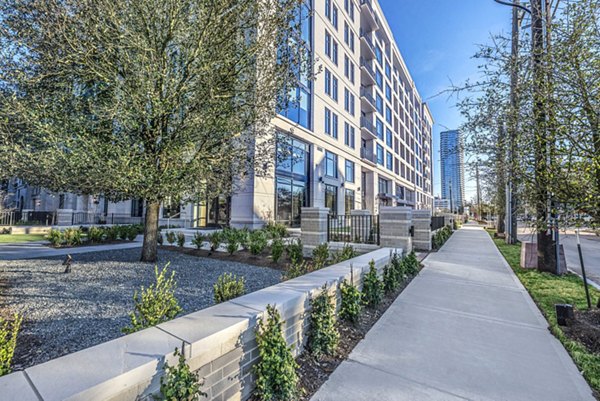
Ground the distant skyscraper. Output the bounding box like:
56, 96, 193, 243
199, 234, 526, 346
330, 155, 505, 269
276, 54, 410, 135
440, 130, 465, 213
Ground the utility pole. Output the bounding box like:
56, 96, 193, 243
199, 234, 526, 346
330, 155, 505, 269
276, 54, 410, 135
449, 182, 454, 215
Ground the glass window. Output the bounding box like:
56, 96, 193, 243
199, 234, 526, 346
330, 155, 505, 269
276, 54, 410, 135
378, 177, 389, 194
332, 112, 338, 139
344, 22, 349, 44
386, 128, 392, 147
386, 151, 393, 171
376, 118, 383, 139
332, 41, 338, 64
376, 93, 383, 114
332, 76, 338, 101
375, 45, 382, 65
345, 159, 355, 182
332, 5, 338, 28
385, 61, 391, 79
325, 69, 331, 95
324, 107, 331, 135
325, 31, 331, 57
131, 198, 144, 217
325, 150, 338, 178
375, 69, 383, 88
386, 106, 392, 123
385, 84, 392, 101
376, 144, 384, 165
325, 0, 331, 19
345, 189, 355, 214
325, 184, 338, 214
344, 123, 355, 148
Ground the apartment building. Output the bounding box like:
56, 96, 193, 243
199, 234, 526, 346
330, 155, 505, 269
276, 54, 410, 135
4, 0, 433, 229
440, 129, 465, 213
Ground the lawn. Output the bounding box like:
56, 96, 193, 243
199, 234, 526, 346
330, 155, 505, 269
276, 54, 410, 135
0, 234, 47, 243
486, 229, 600, 393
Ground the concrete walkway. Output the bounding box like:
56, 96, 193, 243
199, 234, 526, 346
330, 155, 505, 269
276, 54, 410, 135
312, 224, 595, 401
0, 239, 142, 260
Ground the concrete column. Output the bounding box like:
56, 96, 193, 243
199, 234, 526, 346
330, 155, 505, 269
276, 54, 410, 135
412, 209, 432, 251
300, 207, 329, 257
379, 206, 412, 253
56, 209, 74, 226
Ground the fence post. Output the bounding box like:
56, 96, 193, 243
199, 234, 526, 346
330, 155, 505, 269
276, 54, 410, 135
379, 206, 412, 253
412, 210, 432, 251
300, 207, 330, 257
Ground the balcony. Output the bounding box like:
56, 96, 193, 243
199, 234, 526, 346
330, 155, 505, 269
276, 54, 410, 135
360, 146, 377, 165
360, 0, 379, 29
360, 86, 376, 112
359, 28, 376, 59
360, 115, 377, 139
360, 57, 376, 85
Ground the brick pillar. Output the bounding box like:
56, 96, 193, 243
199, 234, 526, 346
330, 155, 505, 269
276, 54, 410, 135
56, 209, 74, 226
412, 209, 432, 251
300, 207, 329, 257
379, 206, 412, 253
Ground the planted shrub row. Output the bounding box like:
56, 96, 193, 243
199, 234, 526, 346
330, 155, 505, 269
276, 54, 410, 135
432, 225, 453, 249
46, 224, 143, 247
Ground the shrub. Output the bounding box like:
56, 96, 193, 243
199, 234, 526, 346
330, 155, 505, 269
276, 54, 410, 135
166, 231, 177, 245
213, 273, 246, 303
271, 237, 285, 263
264, 221, 287, 239
383, 264, 399, 295
249, 230, 268, 255
126, 226, 138, 241
208, 231, 222, 251
340, 269, 362, 324
46, 229, 63, 247
285, 238, 303, 264
191, 232, 205, 249
404, 251, 420, 276
88, 226, 104, 243
312, 243, 330, 270
106, 226, 119, 241
362, 260, 383, 308
308, 285, 339, 359
330, 244, 358, 264
224, 230, 240, 255
63, 228, 82, 246
0, 313, 22, 376
115, 225, 128, 240
282, 260, 313, 281
176, 232, 186, 247
254, 305, 299, 401
159, 346, 206, 401
238, 228, 250, 249
390, 252, 406, 281
122, 263, 182, 334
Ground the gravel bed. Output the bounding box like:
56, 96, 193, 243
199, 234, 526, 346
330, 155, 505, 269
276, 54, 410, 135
0, 248, 281, 370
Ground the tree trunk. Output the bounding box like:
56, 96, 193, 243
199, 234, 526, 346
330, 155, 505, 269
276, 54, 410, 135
141, 201, 160, 262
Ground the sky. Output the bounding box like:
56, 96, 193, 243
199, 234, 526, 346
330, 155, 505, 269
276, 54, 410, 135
377, 0, 513, 202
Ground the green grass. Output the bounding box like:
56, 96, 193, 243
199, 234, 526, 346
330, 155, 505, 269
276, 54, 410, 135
486, 229, 600, 393
0, 234, 47, 243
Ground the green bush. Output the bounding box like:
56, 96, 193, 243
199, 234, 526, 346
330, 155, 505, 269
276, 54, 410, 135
254, 305, 299, 401
165, 231, 177, 245
191, 232, 204, 249
238, 228, 251, 249
282, 260, 313, 281
176, 232, 186, 247
312, 243, 330, 270
340, 271, 362, 324
224, 229, 240, 255
285, 238, 303, 264
46, 229, 63, 247
208, 231, 222, 251
264, 221, 287, 239
308, 285, 339, 359
106, 226, 119, 241
0, 313, 22, 376
122, 263, 182, 334
213, 273, 245, 303
271, 237, 285, 263
390, 252, 406, 281
362, 260, 383, 308
248, 230, 268, 255
404, 251, 420, 276
88, 226, 104, 243
159, 346, 206, 401
63, 227, 82, 246
383, 263, 400, 295
126, 226, 138, 241
330, 244, 358, 264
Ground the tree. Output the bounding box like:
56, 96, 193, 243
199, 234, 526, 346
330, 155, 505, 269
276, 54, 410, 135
0, 0, 308, 261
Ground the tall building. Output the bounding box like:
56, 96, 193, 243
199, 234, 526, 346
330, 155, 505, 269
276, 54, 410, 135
440, 130, 465, 213
5, 0, 434, 228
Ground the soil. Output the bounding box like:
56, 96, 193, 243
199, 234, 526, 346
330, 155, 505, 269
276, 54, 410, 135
563, 308, 600, 355
48, 239, 133, 249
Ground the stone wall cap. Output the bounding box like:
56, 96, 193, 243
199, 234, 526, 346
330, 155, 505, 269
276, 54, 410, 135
0, 371, 39, 401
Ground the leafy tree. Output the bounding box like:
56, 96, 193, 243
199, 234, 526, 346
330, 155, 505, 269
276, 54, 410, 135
0, 0, 309, 261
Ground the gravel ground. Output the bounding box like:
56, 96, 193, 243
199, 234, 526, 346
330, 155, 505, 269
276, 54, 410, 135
0, 248, 281, 370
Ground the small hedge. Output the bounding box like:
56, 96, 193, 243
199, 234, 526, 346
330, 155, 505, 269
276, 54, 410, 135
46, 224, 142, 247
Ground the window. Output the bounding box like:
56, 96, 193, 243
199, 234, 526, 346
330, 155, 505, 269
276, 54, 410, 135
376, 93, 383, 114
376, 144, 384, 165
349, 31, 354, 52
332, 40, 338, 64
325, 107, 331, 135
378, 177, 389, 194
375, 69, 383, 88
344, 22, 349, 45
344, 122, 355, 148
385, 61, 391, 79
386, 151, 393, 171
332, 5, 338, 28
375, 45, 382, 65
332, 112, 338, 138
58, 194, 65, 209
376, 118, 383, 139
325, 150, 338, 178
344, 88, 354, 115
385, 84, 392, 101
345, 159, 355, 182
324, 69, 331, 95
345, 189, 355, 214
325, 0, 331, 19
386, 128, 392, 147
325, 31, 331, 58
344, 55, 355, 83
275, 134, 310, 226
332, 75, 338, 101
325, 184, 338, 214
344, 0, 354, 21
162, 197, 180, 218
386, 106, 392, 123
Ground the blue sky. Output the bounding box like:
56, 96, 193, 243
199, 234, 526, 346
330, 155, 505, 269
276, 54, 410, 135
378, 0, 512, 201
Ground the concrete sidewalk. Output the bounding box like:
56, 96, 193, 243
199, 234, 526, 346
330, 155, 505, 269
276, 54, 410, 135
0, 239, 142, 260
312, 225, 595, 401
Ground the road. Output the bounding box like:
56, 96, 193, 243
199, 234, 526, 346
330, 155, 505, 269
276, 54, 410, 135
517, 225, 600, 287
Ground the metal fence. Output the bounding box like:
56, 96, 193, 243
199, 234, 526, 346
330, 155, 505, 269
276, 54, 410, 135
327, 214, 380, 245
431, 216, 445, 231
72, 213, 145, 225
0, 211, 56, 226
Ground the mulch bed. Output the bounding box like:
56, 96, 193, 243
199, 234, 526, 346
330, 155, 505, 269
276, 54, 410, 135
563, 308, 600, 354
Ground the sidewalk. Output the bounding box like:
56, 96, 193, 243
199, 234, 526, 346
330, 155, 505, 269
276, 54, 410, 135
0, 239, 142, 260
311, 225, 595, 401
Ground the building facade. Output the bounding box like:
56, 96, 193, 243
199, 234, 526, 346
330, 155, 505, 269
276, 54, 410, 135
3, 0, 434, 228
440, 129, 465, 213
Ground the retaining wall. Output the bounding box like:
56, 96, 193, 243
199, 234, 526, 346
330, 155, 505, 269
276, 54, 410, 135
0, 248, 396, 401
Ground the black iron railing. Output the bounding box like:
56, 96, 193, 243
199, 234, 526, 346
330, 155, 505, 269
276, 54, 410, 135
0, 211, 55, 226
327, 214, 379, 245
431, 216, 445, 231
72, 213, 144, 225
